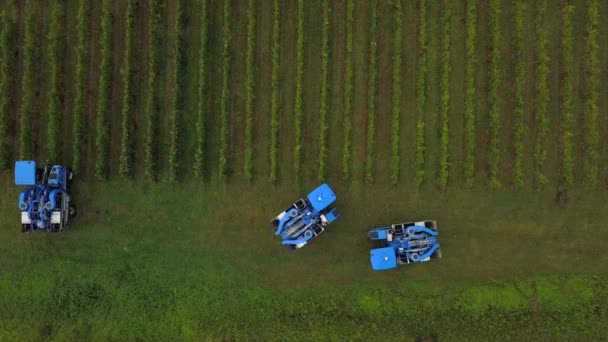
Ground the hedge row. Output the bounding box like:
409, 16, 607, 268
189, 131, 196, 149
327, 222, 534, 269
342, 0, 354, 181
218, 0, 230, 181
119, 0, 136, 179
365, 0, 378, 184
46, 1, 63, 163
72, 0, 88, 174
390, 0, 402, 185
0, 6, 15, 168
294, 0, 304, 180
269, 0, 280, 182
244, 0, 256, 181
95, 0, 112, 180
464, 0, 476, 189
534, 0, 550, 188
194, 0, 208, 179
414, 0, 427, 187
489, 0, 501, 189
168, 0, 186, 183
19, 0, 36, 160
584, 0, 600, 187
561, 5, 575, 188
318, 0, 330, 182
512, 2, 525, 188
144, 0, 162, 180
439, 1, 451, 189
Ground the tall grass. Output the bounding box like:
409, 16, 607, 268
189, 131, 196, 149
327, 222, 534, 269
390, 0, 402, 185
72, 0, 88, 174
244, 0, 256, 181
294, 0, 304, 180
0, 6, 15, 168
439, 1, 451, 189
318, 0, 330, 182
365, 0, 378, 184
342, 0, 354, 181
46, 1, 63, 162
512, 2, 525, 188
489, 0, 501, 189
464, 0, 476, 189
168, 0, 186, 183
534, 0, 549, 189
144, 0, 162, 180
561, 4, 575, 188
19, 0, 36, 160
119, 0, 136, 179
95, 0, 112, 180
414, 0, 427, 187
218, 0, 231, 180
194, 0, 208, 179
269, 0, 280, 183
584, 0, 599, 187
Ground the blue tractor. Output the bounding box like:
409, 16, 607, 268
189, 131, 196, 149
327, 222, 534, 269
270, 183, 340, 252
368, 220, 441, 271
15, 160, 76, 232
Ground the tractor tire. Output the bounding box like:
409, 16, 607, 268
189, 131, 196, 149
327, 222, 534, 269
284, 244, 296, 253
69, 205, 77, 218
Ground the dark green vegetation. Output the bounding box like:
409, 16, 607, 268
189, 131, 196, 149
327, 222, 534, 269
0, 0, 607, 339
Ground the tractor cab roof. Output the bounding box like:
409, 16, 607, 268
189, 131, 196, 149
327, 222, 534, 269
370, 247, 397, 271
306, 183, 336, 212
15, 161, 37, 186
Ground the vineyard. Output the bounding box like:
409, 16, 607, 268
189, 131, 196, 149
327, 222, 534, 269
0, 0, 607, 340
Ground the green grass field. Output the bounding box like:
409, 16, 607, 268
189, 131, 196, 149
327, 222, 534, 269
0, 0, 607, 340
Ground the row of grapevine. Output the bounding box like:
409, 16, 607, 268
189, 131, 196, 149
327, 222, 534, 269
584, 0, 600, 187
438, 1, 451, 189
512, 2, 525, 188
19, 0, 37, 159
46, 1, 63, 162
390, 0, 402, 185
342, 0, 354, 181
119, 0, 136, 178
269, 0, 280, 182
534, 0, 550, 188
243, 0, 256, 180
72, 0, 88, 174
144, 0, 162, 180
194, 0, 208, 178
95, 0, 112, 179
218, 0, 230, 180
294, 0, 304, 180
168, 0, 186, 183
365, 0, 378, 184
561, 4, 575, 188
463, 0, 476, 189
0, 5, 15, 168
414, 0, 427, 187
488, 0, 501, 189
318, 0, 330, 182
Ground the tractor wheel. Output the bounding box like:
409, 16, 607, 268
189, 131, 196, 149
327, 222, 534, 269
284, 244, 296, 253
69, 205, 77, 218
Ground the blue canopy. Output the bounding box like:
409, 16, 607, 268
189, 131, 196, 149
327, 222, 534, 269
370, 247, 397, 271
15, 161, 36, 186
307, 183, 336, 212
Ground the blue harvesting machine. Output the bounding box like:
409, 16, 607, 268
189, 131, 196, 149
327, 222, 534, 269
368, 220, 442, 271
15, 160, 76, 232
270, 183, 340, 251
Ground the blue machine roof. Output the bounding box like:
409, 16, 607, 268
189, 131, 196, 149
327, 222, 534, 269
307, 183, 336, 212
370, 247, 397, 271
15, 161, 36, 186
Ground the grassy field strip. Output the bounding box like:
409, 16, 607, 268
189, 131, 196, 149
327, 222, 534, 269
194, 0, 208, 179
168, 0, 185, 183
318, 0, 330, 182
243, 0, 255, 180
585, 0, 600, 187
414, 0, 427, 187
365, 0, 377, 184
269, 0, 280, 183
389, 0, 402, 185
463, 0, 476, 188
72, 0, 88, 174
512, 1, 525, 188
218, 0, 230, 181
534, 0, 550, 189
489, 0, 501, 189
0, 4, 15, 168
19, 0, 36, 160
46, 1, 63, 162
342, 0, 354, 181
561, 4, 575, 188
438, 1, 450, 189
293, 0, 304, 180
119, 0, 135, 178
94, 0, 112, 179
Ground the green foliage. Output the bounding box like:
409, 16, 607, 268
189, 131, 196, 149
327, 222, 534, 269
19, 0, 36, 160
390, 0, 402, 185
464, 0, 476, 189
584, 0, 599, 187
144, 0, 162, 180
119, 0, 136, 179
318, 0, 330, 182
168, 0, 186, 183
365, 0, 378, 184
244, 0, 256, 181
414, 0, 427, 187
194, 0, 208, 179
512, 2, 525, 188
534, 0, 549, 189
0, 5, 15, 168
342, 0, 354, 181
269, 0, 280, 183
46, 1, 63, 163
219, 0, 230, 181
95, 0, 112, 180
439, 1, 450, 189
489, 0, 501, 189
72, 0, 88, 174
294, 0, 304, 180
561, 4, 575, 188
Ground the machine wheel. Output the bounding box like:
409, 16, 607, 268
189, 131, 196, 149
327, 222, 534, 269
284, 244, 296, 253
269, 218, 279, 230
69, 205, 77, 218
68, 170, 74, 181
